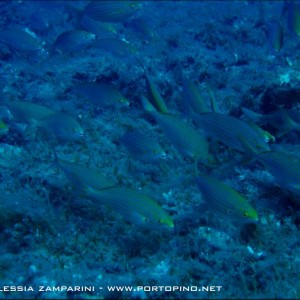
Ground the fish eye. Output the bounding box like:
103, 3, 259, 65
244, 212, 248, 217
73, 128, 80, 134
73, 128, 84, 136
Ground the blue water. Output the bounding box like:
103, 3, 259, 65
0, 1, 299, 299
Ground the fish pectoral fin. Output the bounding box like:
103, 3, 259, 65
276, 113, 295, 137
127, 212, 149, 226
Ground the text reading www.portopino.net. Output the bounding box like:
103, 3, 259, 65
106, 286, 223, 292
0, 285, 222, 293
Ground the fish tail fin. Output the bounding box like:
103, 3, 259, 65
65, 2, 84, 25
241, 107, 263, 123
135, 56, 146, 73
141, 95, 157, 112
277, 111, 299, 137
206, 83, 218, 113
238, 134, 258, 162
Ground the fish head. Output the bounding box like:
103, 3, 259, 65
242, 208, 259, 223
133, 211, 174, 229
63, 116, 84, 139
159, 151, 167, 160
84, 31, 96, 42
150, 148, 167, 160
118, 96, 130, 107
71, 125, 84, 140
74, 123, 84, 135
158, 215, 174, 229
130, 1, 143, 10
105, 24, 117, 34
255, 140, 270, 152
223, 204, 258, 224
58, 120, 84, 141
263, 130, 276, 143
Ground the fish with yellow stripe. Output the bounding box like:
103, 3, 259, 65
0, 100, 84, 142
0, 29, 42, 53
266, 20, 284, 52
83, 1, 142, 23
192, 112, 271, 152
153, 111, 212, 165
137, 58, 169, 113
195, 173, 259, 223
52, 29, 96, 54
182, 76, 209, 115
145, 73, 169, 114
1, 100, 55, 124
36, 113, 84, 142
141, 95, 213, 167
283, 1, 300, 36
53, 152, 174, 228
241, 107, 300, 137
53, 150, 115, 192
239, 136, 300, 200
85, 186, 174, 228
73, 82, 130, 108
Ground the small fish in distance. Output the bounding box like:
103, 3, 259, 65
241, 107, 300, 137
239, 135, 300, 200
85, 186, 174, 228
83, 0, 142, 23
37, 113, 84, 142
73, 82, 129, 108
52, 29, 96, 54
0, 29, 42, 53
120, 130, 166, 162
53, 150, 115, 192
0, 100, 55, 124
192, 112, 270, 152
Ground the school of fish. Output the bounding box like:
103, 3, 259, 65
0, 0, 300, 234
